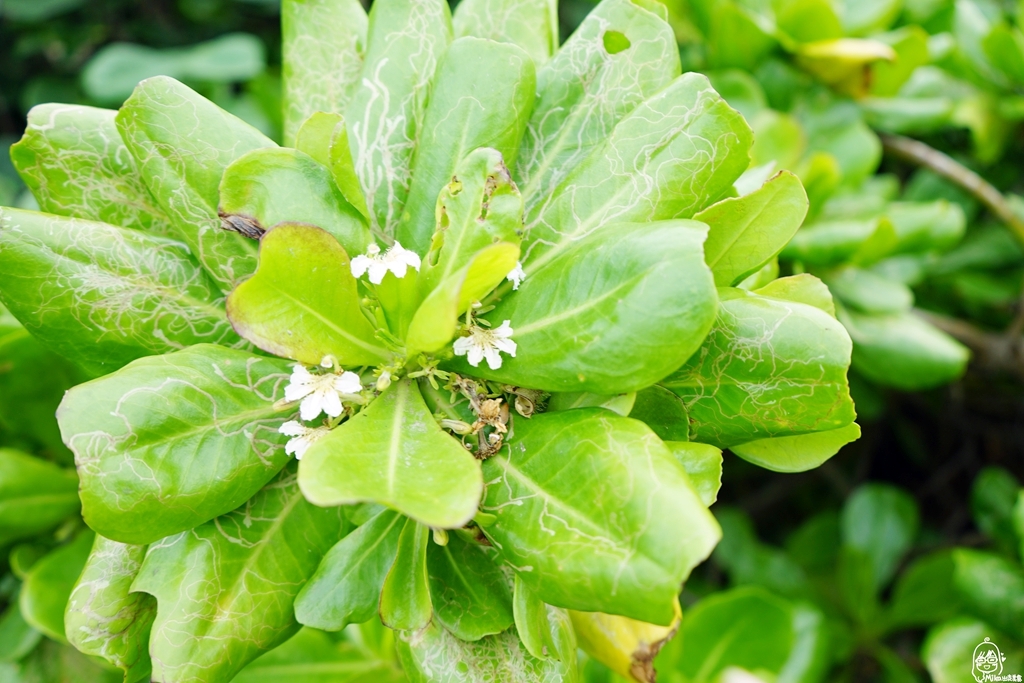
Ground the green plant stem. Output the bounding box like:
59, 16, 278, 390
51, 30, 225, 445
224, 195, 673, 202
879, 133, 1024, 248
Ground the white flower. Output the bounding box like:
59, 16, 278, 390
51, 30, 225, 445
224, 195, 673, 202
350, 241, 421, 284
284, 363, 363, 421
279, 421, 330, 459
453, 320, 517, 370
506, 261, 525, 290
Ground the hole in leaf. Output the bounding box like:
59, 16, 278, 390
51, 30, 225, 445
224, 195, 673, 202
602, 30, 631, 54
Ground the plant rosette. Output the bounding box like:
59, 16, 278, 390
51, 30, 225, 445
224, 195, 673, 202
0, 0, 858, 679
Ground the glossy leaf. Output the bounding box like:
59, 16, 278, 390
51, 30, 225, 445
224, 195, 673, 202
219, 148, 371, 256
730, 422, 861, 473
842, 484, 919, 593
923, 617, 1024, 683
132, 467, 349, 683
0, 602, 41, 663
345, 0, 452, 238
513, 575, 569, 662
2, 639, 121, 683
65, 536, 155, 683
517, 0, 680, 210
20, 530, 94, 642
464, 221, 717, 394
664, 288, 855, 447
453, 0, 557, 67
299, 378, 484, 529
396, 38, 535, 254
10, 103, 174, 235
0, 449, 79, 546
570, 601, 679, 683
664, 442, 723, 507
294, 508, 404, 631
0, 207, 240, 377
698, 171, 809, 286
480, 409, 719, 625
886, 551, 962, 630
971, 467, 1021, 554
754, 273, 837, 317
427, 534, 514, 641
57, 344, 294, 545
523, 72, 752, 270
226, 223, 388, 366
628, 386, 690, 442
825, 267, 913, 314
379, 518, 432, 631
281, 0, 367, 145
952, 548, 1024, 640
116, 76, 275, 291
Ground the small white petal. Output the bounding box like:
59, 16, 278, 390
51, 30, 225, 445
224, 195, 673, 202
367, 261, 389, 285
453, 336, 474, 357
483, 347, 503, 370
335, 371, 363, 394
494, 337, 517, 357
299, 394, 324, 421
320, 388, 344, 418
467, 344, 486, 367
350, 255, 371, 279
506, 262, 525, 290
493, 320, 514, 338
278, 420, 306, 437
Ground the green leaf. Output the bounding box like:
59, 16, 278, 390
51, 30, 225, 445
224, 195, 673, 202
0, 449, 79, 547
513, 575, 569, 662
886, 200, 966, 254
754, 273, 837, 317
379, 518, 432, 631
294, 508, 404, 631
20, 530, 94, 642
428, 534, 515, 641
10, 104, 174, 235
57, 344, 295, 545
664, 442, 723, 507
345, 0, 452, 238
775, 0, 843, 43
548, 391, 637, 416
705, 3, 776, 71
462, 220, 717, 394
953, 548, 1024, 640
712, 508, 809, 599
299, 378, 484, 529
824, 267, 913, 314
924, 617, 1024, 683
699, 171, 809, 287
282, 0, 367, 146
397, 622, 576, 682
480, 409, 719, 625
453, 0, 558, 67
0, 207, 239, 377
839, 308, 970, 390
523, 73, 752, 271
628, 386, 690, 442
730, 422, 861, 473
0, 603, 41, 663
65, 536, 155, 683
226, 223, 388, 366
3, 639, 121, 683
971, 467, 1022, 554
664, 288, 855, 447
783, 217, 896, 266
219, 148, 371, 256
396, 38, 535, 254
292, 112, 372, 222
132, 466, 349, 683
516, 0, 680, 209
842, 484, 918, 593
116, 76, 275, 291
886, 551, 962, 630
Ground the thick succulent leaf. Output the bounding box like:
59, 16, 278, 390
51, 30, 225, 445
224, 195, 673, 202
397, 622, 575, 683
428, 534, 515, 641
299, 378, 484, 529
0, 449, 79, 546
20, 530, 94, 642
570, 600, 679, 683
294, 113, 371, 220
219, 148, 371, 256
345, 0, 452, 238
522, 73, 752, 270
10, 103, 174, 235
294, 509, 403, 631
664, 442, 723, 507
0, 207, 239, 377
628, 386, 690, 442
461, 221, 717, 394
396, 38, 535, 253
517, 0, 680, 209
65, 536, 155, 683
379, 518, 432, 631
513, 575, 572, 662
824, 267, 913, 314
481, 409, 720, 625
664, 288, 856, 447
116, 76, 276, 291
754, 273, 837, 317
730, 422, 861, 473
453, 0, 558, 66
282, 0, 367, 146
226, 223, 388, 366
57, 344, 294, 545
698, 171, 809, 286
132, 467, 349, 683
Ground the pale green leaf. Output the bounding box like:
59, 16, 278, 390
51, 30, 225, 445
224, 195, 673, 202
428, 534, 514, 641
453, 0, 558, 66
513, 575, 567, 662
234, 628, 407, 683
952, 548, 1024, 639
730, 423, 861, 473
923, 617, 1024, 683
380, 518, 432, 631
824, 267, 913, 314
664, 442, 723, 506
754, 273, 837, 317
20, 530, 94, 642
0, 449, 79, 547
0, 602, 41, 663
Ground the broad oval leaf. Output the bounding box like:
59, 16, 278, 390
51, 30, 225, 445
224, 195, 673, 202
133, 467, 349, 683
226, 223, 388, 366
282, 0, 367, 145
299, 378, 484, 529
0, 449, 79, 547
379, 518, 432, 631
10, 103, 174, 235
65, 535, 155, 683
570, 601, 680, 683
481, 409, 720, 625
730, 422, 861, 473
116, 76, 276, 291
219, 147, 371, 256
824, 266, 913, 314
428, 533, 515, 641
952, 548, 1024, 639
664, 442, 723, 507
20, 530, 94, 642
923, 617, 1024, 683
664, 288, 856, 447
57, 344, 295, 545
0, 207, 240, 377
396, 37, 535, 253
842, 484, 919, 593
453, 0, 558, 67
460, 221, 717, 394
